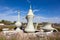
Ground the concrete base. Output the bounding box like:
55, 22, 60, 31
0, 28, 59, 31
25, 29, 35, 33
15, 28, 23, 32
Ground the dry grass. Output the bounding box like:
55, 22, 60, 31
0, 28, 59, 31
0, 32, 60, 40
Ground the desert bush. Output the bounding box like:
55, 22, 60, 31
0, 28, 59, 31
0, 33, 6, 40
0, 36, 6, 40
56, 28, 60, 31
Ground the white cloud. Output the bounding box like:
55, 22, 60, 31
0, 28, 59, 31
0, 6, 27, 22
27, 0, 31, 3
0, 6, 60, 23
34, 15, 60, 23
33, 9, 40, 13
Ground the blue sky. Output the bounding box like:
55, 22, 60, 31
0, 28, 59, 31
0, 0, 60, 23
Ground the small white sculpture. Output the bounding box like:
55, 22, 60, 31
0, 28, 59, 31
42, 23, 54, 30
15, 11, 22, 32
41, 22, 58, 32
25, 5, 35, 32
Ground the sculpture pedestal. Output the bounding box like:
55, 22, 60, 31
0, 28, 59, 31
16, 28, 23, 33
